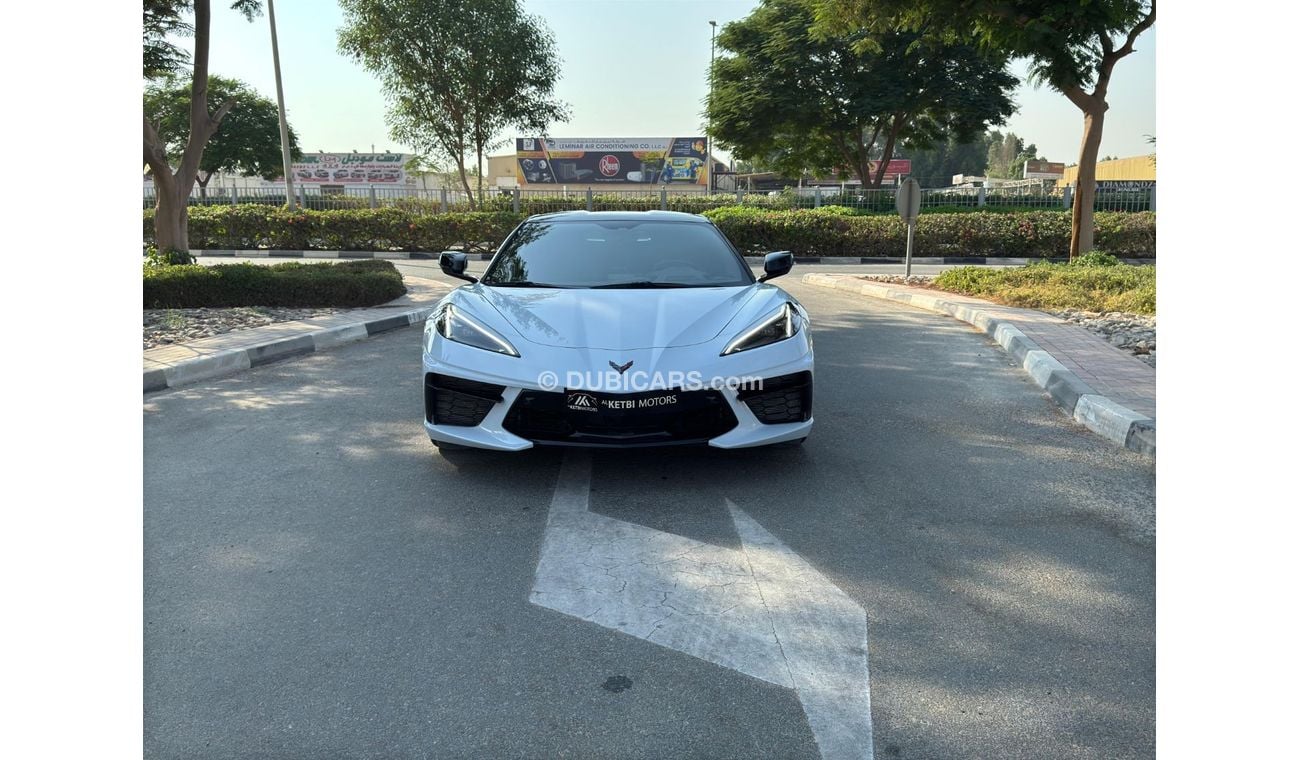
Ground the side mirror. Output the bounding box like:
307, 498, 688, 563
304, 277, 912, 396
439, 251, 477, 284
758, 251, 794, 282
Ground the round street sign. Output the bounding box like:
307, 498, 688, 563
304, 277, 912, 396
896, 178, 922, 223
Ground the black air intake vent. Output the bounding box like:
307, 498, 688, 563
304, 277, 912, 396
425, 373, 505, 427
736, 371, 812, 424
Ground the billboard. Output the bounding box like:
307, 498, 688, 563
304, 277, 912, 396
289, 153, 409, 184
1023, 160, 1065, 179
868, 158, 911, 180
515, 137, 708, 185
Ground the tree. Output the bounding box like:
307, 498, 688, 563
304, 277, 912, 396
985, 130, 1023, 178
707, 0, 1018, 189
337, 0, 569, 209
982, 131, 1043, 179
143, 0, 193, 79
143, 0, 263, 258
1009, 143, 1041, 180
404, 154, 482, 190
813, 0, 1155, 256
144, 75, 301, 196
901, 133, 992, 186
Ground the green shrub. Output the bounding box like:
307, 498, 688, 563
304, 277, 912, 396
143, 245, 193, 267
143, 259, 407, 309
145, 206, 527, 253
1069, 251, 1121, 267
808, 205, 856, 216
473, 192, 794, 215
702, 208, 1155, 258
142, 204, 1156, 259
933, 261, 1155, 314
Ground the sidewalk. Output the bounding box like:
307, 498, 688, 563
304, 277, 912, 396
144, 276, 450, 393
802, 273, 1155, 457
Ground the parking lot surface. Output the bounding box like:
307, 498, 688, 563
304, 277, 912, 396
144, 279, 1155, 759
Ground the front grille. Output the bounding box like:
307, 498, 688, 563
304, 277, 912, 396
737, 371, 812, 424
425, 373, 505, 427
503, 388, 738, 446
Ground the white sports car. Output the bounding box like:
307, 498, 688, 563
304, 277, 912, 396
422, 211, 813, 451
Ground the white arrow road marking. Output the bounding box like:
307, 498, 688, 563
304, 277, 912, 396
530, 452, 874, 760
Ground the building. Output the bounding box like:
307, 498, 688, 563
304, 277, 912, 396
1059, 154, 1156, 187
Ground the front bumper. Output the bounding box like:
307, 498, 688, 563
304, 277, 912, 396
423, 334, 814, 451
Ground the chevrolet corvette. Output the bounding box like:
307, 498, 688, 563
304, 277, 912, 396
422, 211, 813, 450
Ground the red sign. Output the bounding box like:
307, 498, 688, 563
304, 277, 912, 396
598, 155, 621, 177
868, 159, 911, 177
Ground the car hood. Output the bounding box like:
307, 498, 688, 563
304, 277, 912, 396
458, 284, 777, 350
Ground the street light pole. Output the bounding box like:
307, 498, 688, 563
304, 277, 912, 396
708, 20, 717, 195
267, 0, 296, 209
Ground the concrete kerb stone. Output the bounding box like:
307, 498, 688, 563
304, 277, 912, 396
308, 323, 370, 350
1125, 419, 1157, 457
144, 305, 440, 394
802, 272, 1154, 457
160, 349, 251, 389
1024, 349, 1068, 388
1074, 395, 1154, 447
247, 335, 315, 367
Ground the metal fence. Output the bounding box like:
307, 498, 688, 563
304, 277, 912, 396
144, 182, 1154, 214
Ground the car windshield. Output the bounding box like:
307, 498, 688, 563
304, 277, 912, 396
481, 219, 754, 289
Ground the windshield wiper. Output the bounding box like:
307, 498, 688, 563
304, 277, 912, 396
590, 281, 694, 289
485, 280, 572, 288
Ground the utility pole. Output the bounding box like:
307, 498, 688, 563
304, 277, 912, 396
708, 20, 717, 195
267, 0, 295, 209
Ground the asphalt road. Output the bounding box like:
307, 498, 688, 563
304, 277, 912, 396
144, 275, 1155, 759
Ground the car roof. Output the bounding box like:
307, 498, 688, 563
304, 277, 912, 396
526, 210, 710, 223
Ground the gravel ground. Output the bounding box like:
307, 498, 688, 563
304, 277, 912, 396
857, 275, 1156, 367
859, 274, 937, 287
1051, 309, 1156, 367
143, 307, 354, 350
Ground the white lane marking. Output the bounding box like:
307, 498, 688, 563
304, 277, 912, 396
530, 451, 873, 760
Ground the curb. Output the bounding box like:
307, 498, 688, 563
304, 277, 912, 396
188, 250, 1153, 266
802, 273, 1154, 458
144, 305, 437, 394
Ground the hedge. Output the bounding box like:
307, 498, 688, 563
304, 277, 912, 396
144, 206, 527, 253
144, 205, 1155, 258
702, 208, 1156, 258
143, 259, 407, 309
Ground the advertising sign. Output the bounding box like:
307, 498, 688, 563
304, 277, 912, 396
1023, 160, 1065, 179
1096, 180, 1155, 190
516, 137, 708, 185
868, 159, 911, 179
288, 153, 408, 184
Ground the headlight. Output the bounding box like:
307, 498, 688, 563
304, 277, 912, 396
426, 304, 520, 357
722, 303, 801, 355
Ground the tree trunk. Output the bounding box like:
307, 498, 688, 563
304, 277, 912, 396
456, 161, 476, 210
1070, 108, 1106, 258
476, 145, 484, 205
153, 174, 189, 254
872, 115, 904, 189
